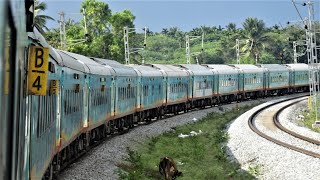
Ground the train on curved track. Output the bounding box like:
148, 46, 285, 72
0, 0, 311, 179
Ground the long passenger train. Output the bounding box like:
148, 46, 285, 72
0, 0, 310, 179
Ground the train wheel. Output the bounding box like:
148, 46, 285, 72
45, 164, 53, 180
106, 122, 111, 135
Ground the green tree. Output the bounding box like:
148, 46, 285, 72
110, 10, 135, 36
241, 17, 268, 62
226, 23, 236, 32
110, 10, 135, 62
34, 0, 54, 34
162, 28, 168, 35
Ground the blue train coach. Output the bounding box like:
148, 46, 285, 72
286, 63, 309, 93
179, 64, 214, 108
258, 64, 290, 95
130, 64, 166, 121
232, 64, 265, 99
151, 64, 190, 114
204, 65, 241, 103
93, 58, 138, 131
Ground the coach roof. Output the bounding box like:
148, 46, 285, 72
57, 50, 88, 72
231, 64, 265, 74
204, 64, 240, 75
285, 63, 309, 71
257, 64, 289, 72
150, 64, 189, 77
92, 58, 137, 76
59, 51, 114, 76
128, 64, 165, 77
178, 64, 213, 76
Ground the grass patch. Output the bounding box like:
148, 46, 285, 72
300, 109, 320, 133
248, 164, 262, 177
117, 105, 258, 180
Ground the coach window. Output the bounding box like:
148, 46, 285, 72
120, 87, 123, 100
123, 87, 125, 100
119, 87, 122, 100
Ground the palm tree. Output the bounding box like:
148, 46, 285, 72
34, 0, 54, 34
241, 17, 268, 63
226, 23, 236, 32
161, 28, 168, 35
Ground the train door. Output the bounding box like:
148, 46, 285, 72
263, 69, 268, 92
138, 78, 141, 109
163, 76, 167, 104
190, 75, 194, 99
238, 71, 244, 93
83, 78, 89, 128
111, 78, 116, 117
136, 73, 141, 110
291, 70, 295, 87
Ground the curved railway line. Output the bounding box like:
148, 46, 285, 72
248, 94, 320, 159
274, 99, 320, 146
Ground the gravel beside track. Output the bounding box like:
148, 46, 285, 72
279, 100, 320, 142
226, 96, 320, 180
59, 98, 269, 180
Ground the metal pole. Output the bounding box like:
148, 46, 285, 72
255, 53, 258, 64
124, 27, 130, 65
306, 0, 320, 126
201, 33, 204, 51
82, 8, 88, 35
58, 11, 66, 50
236, 39, 240, 64
293, 41, 298, 63
186, 35, 190, 64
144, 26, 147, 48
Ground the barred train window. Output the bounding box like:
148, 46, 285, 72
37, 92, 57, 137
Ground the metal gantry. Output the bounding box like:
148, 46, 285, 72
305, 0, 320, 125
123, 26, 147, 65
293, 40, 307, 63
58, 9, 88, 50
236, 39, 247, 64
186, 33, 204, 64
291, 0, 320, 126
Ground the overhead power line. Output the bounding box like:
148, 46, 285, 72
291, 0, 307, 26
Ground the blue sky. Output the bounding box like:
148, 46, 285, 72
42, 0, 319, 32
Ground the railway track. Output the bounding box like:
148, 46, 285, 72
248, 94, 320, 159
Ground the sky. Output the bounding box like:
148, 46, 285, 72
42, 0, 320, 32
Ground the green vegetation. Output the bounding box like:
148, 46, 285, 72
248, 164, 263, 177
117, 105, 259, 180
34, 0, 54, 34
41, 0, 320, 64
300, 109, 320, 133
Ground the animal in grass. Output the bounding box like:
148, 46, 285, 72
159, 157, 182, 180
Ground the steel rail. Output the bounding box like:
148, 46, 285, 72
248, 94, 320, 159
274, 98, 320, 145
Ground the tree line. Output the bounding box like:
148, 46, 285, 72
36, 0, 319, 65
